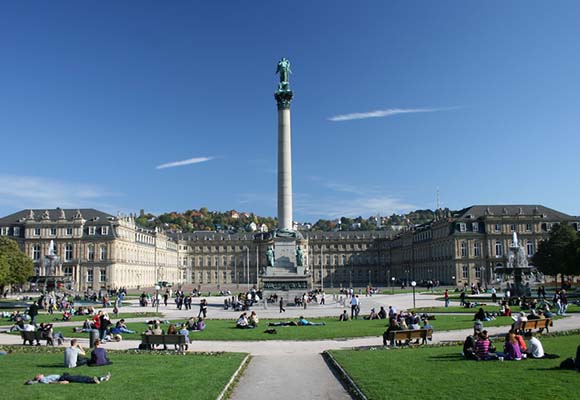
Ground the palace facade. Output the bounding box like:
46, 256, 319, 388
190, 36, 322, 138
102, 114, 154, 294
1, 205, 578, 290
0, 208, 178, 291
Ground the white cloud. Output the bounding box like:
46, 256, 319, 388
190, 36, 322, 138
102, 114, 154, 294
296, 195, 416, 219
295, 179, 416, 219
328, 107, 457, 122
156, 156, 214, 170
0, 175, 120, 211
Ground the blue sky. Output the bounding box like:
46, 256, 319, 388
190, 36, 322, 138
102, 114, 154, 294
1, 1, 579, 221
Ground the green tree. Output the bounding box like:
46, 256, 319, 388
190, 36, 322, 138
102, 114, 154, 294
532, 223, 578, 285
0, 237, 34, 293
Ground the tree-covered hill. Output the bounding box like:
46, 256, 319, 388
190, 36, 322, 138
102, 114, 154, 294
135, 208, 447, 233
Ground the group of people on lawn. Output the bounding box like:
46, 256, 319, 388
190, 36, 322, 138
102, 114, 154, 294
25, 338, 113, 385
463, 327, 555, 361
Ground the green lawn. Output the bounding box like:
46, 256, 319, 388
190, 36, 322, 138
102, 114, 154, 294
25, 315, 516, 342
329, 333, 580, 400
0, 311, 161, 326
0, 346, 246, 400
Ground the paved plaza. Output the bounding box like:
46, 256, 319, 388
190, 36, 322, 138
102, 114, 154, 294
2, 292, 579, 399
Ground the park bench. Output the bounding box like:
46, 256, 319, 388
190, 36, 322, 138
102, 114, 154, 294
20, 331, 52, 346
140, 334, 186, 351
520, 318, 552, 333
386, 329, 433, 347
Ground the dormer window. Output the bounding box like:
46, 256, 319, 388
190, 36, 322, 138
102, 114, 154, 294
458, 223, 466, 232
88, 226, 96, 235
472, 223, 479, 232
101, 226, 109, 235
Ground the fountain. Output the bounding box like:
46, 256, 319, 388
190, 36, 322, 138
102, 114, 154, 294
494, 232, 536, 297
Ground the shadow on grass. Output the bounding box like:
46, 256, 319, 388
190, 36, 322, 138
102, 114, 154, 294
428, 354, 465, 362
36, 363, 65, 368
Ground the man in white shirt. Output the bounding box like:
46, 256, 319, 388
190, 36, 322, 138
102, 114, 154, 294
350, 295, 359, 319
524, 332, 545, 358
64, 339, 88, 368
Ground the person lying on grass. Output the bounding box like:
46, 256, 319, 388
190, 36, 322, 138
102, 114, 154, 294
268, 317, 326, 327
25, 372, 111, 385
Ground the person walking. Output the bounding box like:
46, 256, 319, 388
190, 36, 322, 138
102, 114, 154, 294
198, 298, 208, 318
279, 297, 286, 313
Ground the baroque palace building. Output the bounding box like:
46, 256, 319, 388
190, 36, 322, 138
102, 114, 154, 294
1, 205, 578, 290
0, 208, 178, 291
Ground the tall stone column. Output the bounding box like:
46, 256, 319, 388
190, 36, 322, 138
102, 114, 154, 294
277, 103, 293, 230
274, 57, 294, 231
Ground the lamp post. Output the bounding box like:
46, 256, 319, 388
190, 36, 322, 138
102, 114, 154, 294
154, 284, 160, 313
368, 269, 371, 287
411, 280, 417, 309
349, 270, 352, 289
451, 275, 456, 288
391, 276, 395, 294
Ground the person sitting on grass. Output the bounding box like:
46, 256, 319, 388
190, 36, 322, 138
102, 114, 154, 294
524, 331, 544, 359
474, 308, 491, 322
26, 372, 110, 385
503, 332, 523, 361
463, 331, 478, 360
378, 306, 387, 320
88, 339, 112, 366
110, 319, 135, 335
186, 317, 197, 330
249, 311, 259, 328
339, 310, 349, 321
365, 308, 379, 320
64, 339, 88, 368
475, 330, 496, 361
62, 310, 72, 321
297, 316, 325, 326
236, 313, 253, 329
509, 329, 527, 353
194, 317, 206, 331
